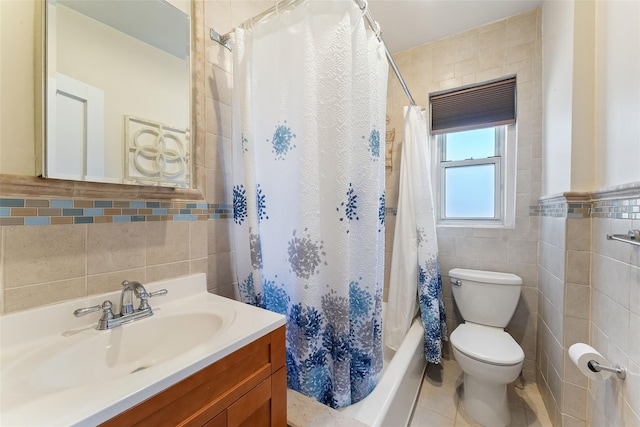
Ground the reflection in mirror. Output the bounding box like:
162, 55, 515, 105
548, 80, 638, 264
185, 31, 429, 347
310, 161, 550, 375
44, 0, 192, 188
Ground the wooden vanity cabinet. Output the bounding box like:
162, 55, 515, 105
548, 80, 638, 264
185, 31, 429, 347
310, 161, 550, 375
101, 326, 286, 427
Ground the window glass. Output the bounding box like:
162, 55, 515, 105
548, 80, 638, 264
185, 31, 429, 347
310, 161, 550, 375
444, 163, 495, 218
444, 128, 495, 161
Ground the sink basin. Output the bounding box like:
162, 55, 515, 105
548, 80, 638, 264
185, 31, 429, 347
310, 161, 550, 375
5, 311, 223, 396
0, 273, 286, 427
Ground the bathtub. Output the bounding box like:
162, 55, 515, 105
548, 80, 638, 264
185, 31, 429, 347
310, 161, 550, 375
338, 303, 426, 426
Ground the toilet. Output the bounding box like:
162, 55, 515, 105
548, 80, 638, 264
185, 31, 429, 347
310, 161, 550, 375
449, 268, 525, 427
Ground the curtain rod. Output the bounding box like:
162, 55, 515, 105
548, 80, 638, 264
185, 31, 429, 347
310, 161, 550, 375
210, 0, 418, 107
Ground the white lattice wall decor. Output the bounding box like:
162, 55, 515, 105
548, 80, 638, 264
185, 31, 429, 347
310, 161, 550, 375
124, 116, 190, 187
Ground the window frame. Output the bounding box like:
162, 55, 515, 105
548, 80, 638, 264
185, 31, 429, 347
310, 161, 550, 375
434, 126, 512, 227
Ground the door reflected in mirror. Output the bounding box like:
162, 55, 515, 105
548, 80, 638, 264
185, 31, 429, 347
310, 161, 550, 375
44, 0, 191, 188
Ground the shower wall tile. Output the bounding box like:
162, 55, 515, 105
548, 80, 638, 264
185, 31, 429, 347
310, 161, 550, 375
206, 99, 233, 138
206, 41, 233, 73
205, 0, 231, 35
207, 64, 233, 105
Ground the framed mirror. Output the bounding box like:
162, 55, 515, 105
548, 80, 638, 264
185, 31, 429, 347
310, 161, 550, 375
43, 0, 192, 188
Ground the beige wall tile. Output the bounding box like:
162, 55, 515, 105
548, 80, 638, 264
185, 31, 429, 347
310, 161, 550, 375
206, 42, 233, 73
567, 217, 591, 251
592, 253, 632, 310
146, 221, 190, 266
3, 225, 85, 288
205, 132, 225, 171
566, 250, 590, 285
206, 65, 233, 105
453, 236, 508, 261
87, 268, 146, 296
208, 250, 236, 290
190, 221, 208, 260
190, 257, 209, 275
208, 218, 232, 255
205, 167, 227, 204
206, 99, 232, 138
146, 261, 191, 283
563, 315, 589, 348
565, 283, 590, 320
209, 282, 237, 300
205, 0, 231, 36
87, 223, 146, 275
507, 239, 538, 264
4, 278, 86, 313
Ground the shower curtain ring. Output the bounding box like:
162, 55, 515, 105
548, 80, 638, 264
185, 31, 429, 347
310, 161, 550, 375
360, 0, 368, 15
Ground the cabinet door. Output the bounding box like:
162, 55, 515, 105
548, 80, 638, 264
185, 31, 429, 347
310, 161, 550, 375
202, 411, 226, 427
227, 377, 272, 427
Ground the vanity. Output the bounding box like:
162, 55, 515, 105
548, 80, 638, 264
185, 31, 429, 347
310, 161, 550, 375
0, 274, 287, 426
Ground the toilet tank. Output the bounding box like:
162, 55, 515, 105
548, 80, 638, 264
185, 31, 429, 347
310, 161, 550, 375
449, 268, 522, 328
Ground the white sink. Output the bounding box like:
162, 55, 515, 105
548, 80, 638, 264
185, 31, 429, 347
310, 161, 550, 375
5, 311, 223, 394
0, 273, 286, 427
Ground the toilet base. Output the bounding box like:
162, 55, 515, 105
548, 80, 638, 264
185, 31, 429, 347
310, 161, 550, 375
461, 372, 510, 427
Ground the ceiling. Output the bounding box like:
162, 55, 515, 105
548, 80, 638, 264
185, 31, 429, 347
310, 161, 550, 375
367, 0, 543, 54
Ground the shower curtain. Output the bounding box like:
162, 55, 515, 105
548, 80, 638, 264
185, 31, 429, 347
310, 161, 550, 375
385, 106, 447, 364
231, 1, 388, 409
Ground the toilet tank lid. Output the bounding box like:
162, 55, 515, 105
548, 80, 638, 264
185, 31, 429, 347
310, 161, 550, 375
448, 268, 522, 285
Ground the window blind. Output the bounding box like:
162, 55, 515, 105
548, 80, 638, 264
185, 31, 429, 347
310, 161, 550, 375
430, 77, 516, 134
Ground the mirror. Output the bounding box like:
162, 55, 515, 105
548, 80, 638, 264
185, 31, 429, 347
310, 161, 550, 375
44, 0, 192, 188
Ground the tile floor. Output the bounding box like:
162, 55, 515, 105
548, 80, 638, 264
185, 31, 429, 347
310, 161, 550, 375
409, 356, 553, 427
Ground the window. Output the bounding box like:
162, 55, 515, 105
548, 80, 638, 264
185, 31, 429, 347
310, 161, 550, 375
437, 127, 505, 223
430, 77, 516, 227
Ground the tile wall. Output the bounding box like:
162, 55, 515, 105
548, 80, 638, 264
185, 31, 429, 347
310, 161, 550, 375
385, 8, 543, 382
537, 185, 640, 426
588, 193, 640, 427
0, 0, 272, 315
537, 195, 591, 426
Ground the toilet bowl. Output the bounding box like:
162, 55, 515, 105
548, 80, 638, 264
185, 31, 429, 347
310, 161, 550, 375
449, 268, 525, 427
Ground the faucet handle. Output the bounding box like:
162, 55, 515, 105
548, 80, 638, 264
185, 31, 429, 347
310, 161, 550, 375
74, 304, 101, 317
74, 301, 115, 330
137, 289, 167, 311
149, 289, 168, 297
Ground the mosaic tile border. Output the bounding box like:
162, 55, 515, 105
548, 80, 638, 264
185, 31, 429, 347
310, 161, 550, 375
538, 193, 640, 219
536, 201, 592, 218
0, 198, 232, 226
592, 198, 640, 219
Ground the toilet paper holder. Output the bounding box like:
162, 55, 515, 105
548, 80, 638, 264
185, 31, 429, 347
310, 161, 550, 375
587, 360, 626, 380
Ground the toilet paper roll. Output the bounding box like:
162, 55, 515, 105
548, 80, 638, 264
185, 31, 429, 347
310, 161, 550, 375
568, 343, 612, 380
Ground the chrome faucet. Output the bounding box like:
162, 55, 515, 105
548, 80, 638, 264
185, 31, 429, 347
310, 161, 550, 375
73, 280, 167, 330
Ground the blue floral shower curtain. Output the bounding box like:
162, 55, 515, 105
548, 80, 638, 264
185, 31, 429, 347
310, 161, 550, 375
230, 1, 388, 409
385, 106, 447, 364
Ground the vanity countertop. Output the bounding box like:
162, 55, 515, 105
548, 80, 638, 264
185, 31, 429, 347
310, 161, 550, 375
0, 273, 286, 426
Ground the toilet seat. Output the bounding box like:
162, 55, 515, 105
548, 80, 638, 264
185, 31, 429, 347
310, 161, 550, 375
450, 323, 524, 366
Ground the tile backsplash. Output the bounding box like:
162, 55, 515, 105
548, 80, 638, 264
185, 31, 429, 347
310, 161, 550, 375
0, 197, 231, 226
